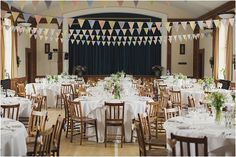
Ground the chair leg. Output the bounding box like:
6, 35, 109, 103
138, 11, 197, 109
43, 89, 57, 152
95, 120, 98, 143
104, 124, 107, 147
80, 122, 83, 145
121, 124, 125, 148
70, 120, 73, 143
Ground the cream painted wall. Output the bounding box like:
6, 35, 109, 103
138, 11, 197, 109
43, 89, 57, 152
171, 26, 193, 76
17, 33, 30, 77
199, 30, 213, 78
36, 24, 58, 76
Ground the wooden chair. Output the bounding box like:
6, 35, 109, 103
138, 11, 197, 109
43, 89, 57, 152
28, 111, 48, 137
169, 90, 182, 108
159, 84, 168, 97
70, 100, 98, 145
56, 84, 75, 109
170, 133, 208, 156
51, 115, 65, 156
16, 82, 26, 97
104, 101, 125, 147
138, 113, 166, 149
188, 95, 195, 108
164, 107, 181, 121
27, 125, 55, 156
135, 122, 169, 156
31, 95, 47, 111
1, 104, 20, 120
62, 94, 73, 138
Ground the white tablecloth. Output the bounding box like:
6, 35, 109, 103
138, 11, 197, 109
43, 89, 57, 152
74, 96, 153, 142
1, 97, 32, 117
163, 115, 235, 156
1, 118, 28, 156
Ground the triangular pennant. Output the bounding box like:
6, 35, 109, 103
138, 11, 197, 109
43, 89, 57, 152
97, 41, 101, 46
129, 36, 132, 41
189, 21, 196, 31
138, 40, 142, 45
81, 40, 85, 45
85, 35, 89, 40
134, 36, 137, 41
115, 29, 120, 35
34, 15, 42, 24
122, 41, 126, 46
181, 21, 188, 30
107, 41, 111, 46
88, 20, 96, 28
178, 35, 183, 42
137, 22, 143, 29
146, 22, 153, 29
197, 21, 204, 30
118, 36, 122, 41
173, 35, 177, 42
165, 24, 172, 32
143, 28, 148, 34
71, 39, 75, 44
99, 20, 105, 29
107, 36, 111, 41
187, 34, 192, 40
67, 18, 74, 27
134, 0, 139, 7
109, 21, 115, 29
82, 30, 87, 35
113, 36, 117, 41
129, 29, 134, 35
78, 19, 85, 27
183, 35, 187, 41
123, 29, 127, 35
108, 29, 113, 35
11, 11, 19, 22
132, 41, 136, 45
69, 29, 74, 35
118, 21, 125, 29
101, 29, 106, 35
44, 28, 49, 36
148, 40, 152, 45
22, 13, 31, 22
45, 16, 53, 24
45, 0, 52, 9
151, 27, 156, 34
172, 22, 180, 32
213, 20, 220, 28
79, 34, 83, 39
129, 22, 134, 28
155, 22, 161, 30
112, 41, 116, 46
57, 17, 63, 26
76, 40, 80, 44
205, 20, 212, 28
73, 34, 78, 39
1, 10, 8, 18
92, 41, 95, 45
87, 0, 93, 7
76, 30, 80, 34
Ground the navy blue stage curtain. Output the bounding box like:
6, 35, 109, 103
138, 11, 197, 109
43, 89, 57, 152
69, 14, 162, 75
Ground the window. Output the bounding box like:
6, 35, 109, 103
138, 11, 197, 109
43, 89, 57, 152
3, 18, 12, 78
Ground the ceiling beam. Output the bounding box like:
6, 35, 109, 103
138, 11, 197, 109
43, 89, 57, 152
198, 1, 235, 20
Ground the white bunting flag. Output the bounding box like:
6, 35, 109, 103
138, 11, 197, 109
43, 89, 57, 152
134, 36, 137, 41
123, 29, 127, 35
75, 30, 80, 35
181, 21, 188, 30
115, 29, 120, 35
129, 29, 134, 35
129, 22, 134, 28
82, 30, 87, 35
172, 22, 180, 32
229, 18, 234, 26
73, 34, 78, 39
118, 21, 125, 29
144, 36, 148, 41
178, 35, 183, 42
189, 21, 196, 30
79, 34, 83, 39
76, 40, 80, 44
88, 30, 93, 35
81, 40, 85, 45
88, 20, 95, 28
102, 36, 106, 40
50, 29, 55, 36
118, 36, 122, 41
151, 27, 156, 34
137, 22, 143, 29
143, 28, 148, 34
78, 19, 85, 27
113, 36, 117, 41
213, 20, 220, 28
69, 29, 74, 35
146, 22, 153, 29
123, 36, 127, 41
138, 41, 142, 46
183, 35, 187, 41
57, 17, 63, 26
129, 36, 132, 41
205, 20, 212, 28
44, 28, 49, 36
148, 40, 152, 45
107, 36, 111, 41
168, 36, 172, 43
197, 21, 204, 30
71, 39, 75, 44
95, 29, 100, 35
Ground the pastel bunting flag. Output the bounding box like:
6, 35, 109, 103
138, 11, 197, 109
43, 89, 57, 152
118, 21, 125, 29
32, 27, 37, 34
82, 30, 87, 35
76, 40, 80, 44
92, 41, 95, 45
102, 29, 106, 35
173, 35, 177, 42
129, 29, 134, 35
23, 13, 31, 22
129, 36, 132, 41
197, 21, 204, 30
178, 35, 183, 42
134, 0, 139, 7
168, 36, 172, 43
44, 28, 49, 35
123, 36, 127, 41
81, 40, 85, 45
143, 28, 148, 34
155, 22, 161, 30
88, 20, 95, 28
73, 34, 78, 39
95, 29, 100, 35
123, 29, 127, 35
71, 39, 75, 44
205, 20, 212, 28
1, 10, 7, 18
129, 22, 134, 28
56, 17, 63, 26
107, 36, 111, 41
78, 19, 85, 27
79, 34, 83, 39
146, 22, 153, 29
189, 21, 196, 30
108, 29, 113, 35
221, 19, 228, 26
11, 11, 19, 22
213, 20, 220, 28
151, 27, 156, 34
115, 29, 120, 35
181, 21, 188, 30
133, 36, 137, 41
109, 21, 115, 29
45, 16, 53, 24
34, 34, 37, 39
76, 30, 80, 34
67, 18, 74, 27
183, 35, 187, 41
102, 36, 106, 40
99, 20, 105, 29
45, 0, 52, 9
69, 29, 74, 35
87, 0, 93, 7
88, 30, 93, 35
172, 22, 180, 32
164, 22, 171, 32
148, 40, 152, 45
34, 15, 42, 24
137, 22, 143, 28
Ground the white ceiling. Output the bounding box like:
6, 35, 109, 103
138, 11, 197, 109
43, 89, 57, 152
8, 0, 229, 19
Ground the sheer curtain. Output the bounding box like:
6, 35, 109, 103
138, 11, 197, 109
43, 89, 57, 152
225, 24, 233, 80
11, 31, 17, 78
213, 28, 219, 79
0, 23, 5, 80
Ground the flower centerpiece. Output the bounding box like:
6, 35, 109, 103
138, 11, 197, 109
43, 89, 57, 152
104, 72, 123, 99
205, 92, 225, 123
174, 73, 187, 80
46, 75, 58, 83
203, 77, 214, 90
73, 65, 87, 76
152, 65, 164, 77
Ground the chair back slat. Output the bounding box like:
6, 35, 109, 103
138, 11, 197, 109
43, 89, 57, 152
135, 122, 147, 156
53, 115, 65, 153
146, 101, 160, 119
138, 113, 151, 141
16, 82, 26, 97
170, 90, 181, 107
1, 104, 20, 120
61, 84, 74, 95
164, 107, 181, 121
33, 125, 54, 156
104, 102, 124, 122
31, 95, 46, 111
28, 111, 48, 136
170, 133, 208, 156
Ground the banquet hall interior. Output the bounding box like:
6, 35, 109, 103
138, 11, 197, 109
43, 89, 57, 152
0, 0, 236, 156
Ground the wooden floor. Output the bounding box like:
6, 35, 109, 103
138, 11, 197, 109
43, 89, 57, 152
46, 108, 139, 156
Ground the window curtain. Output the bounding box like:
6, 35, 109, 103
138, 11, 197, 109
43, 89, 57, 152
11, 31, 17, 78
225, 24, 233, 80
213, 28, 219, 79
0, 24, 5, 80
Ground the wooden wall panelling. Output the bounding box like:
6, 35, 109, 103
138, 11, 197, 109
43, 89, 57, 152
167, 30, 172, 72
58, 37, 63, 74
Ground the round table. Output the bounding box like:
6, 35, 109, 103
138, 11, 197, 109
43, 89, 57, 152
1, 97, 32, 117
163, 114, 235, 156
1, 118, 28, 156
74, 96, 153, 142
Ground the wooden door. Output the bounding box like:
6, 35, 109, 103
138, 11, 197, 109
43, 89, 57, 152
196, 49, 205, 79
25, 48, 33, 83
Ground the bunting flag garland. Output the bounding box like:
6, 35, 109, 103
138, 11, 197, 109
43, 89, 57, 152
118, 21, 125, 29
78, 19, 85, 27
6, 0, 12, 9
87, 0, 93, 7
205, 20, 212, 28
181, 21, 188, 30
129, 22, 134, 28
189, 21, 196, 31
67, 18, 74, 27
45, 16, 53, 24
155, 22, 161, 30
146, 22, 153, 30
134, 0, 139, 7
99, 20, 105, 29
213, 19, 220, 28
11, 11, 19, 22
23, 13, 31, 22
172, 22, 180, 32
109, 21, 116, 29
197, 21, 204, 30
88, 20, 95, 28
57, 17, 63, 26
34, 15, 42, 24
45, 1, 52, 9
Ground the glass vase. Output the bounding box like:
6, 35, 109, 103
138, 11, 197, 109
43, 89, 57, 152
215, 109, 222, 124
